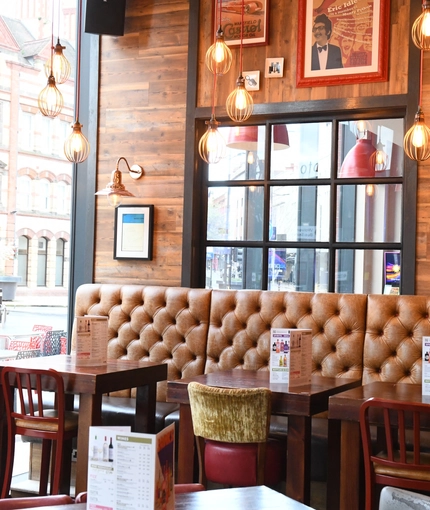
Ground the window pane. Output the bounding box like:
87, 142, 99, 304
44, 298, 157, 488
270, 185, 330, 242
206, 247, 263, 290
270, 122, 332, 180
268, 248, 329, 292
208, 187, 264, 241
335, 249, 401, 294
336, 184, 402, 243
208, 126, 266, 181
338, 119, 404, 178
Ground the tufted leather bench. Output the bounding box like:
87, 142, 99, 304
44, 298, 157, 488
68, 285, 428, 482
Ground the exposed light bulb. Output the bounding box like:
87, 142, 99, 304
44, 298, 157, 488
365, 184, 375, 197
205, 28, 233, 75
235, 87, 248, 110
64, 121, 90, 163
198, 115, 226, 164
38, 75, 63, 118
107, 194, 122, 207
226, 75, 253, 122
247, 151, 255, 164
403, 106, 430, 161
412, 2, 430, 50
44, 39, 71, 84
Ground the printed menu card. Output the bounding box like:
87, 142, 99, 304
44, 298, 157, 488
74, 315, 108, 366
270, 328, 312, 386
87, 424, 175, 510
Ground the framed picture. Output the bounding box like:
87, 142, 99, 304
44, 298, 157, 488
296, 0, 390, 88
114, 205, 154, 260
265, 58, 284, 78
243, 70, 260, 90
213, 0, 269, 47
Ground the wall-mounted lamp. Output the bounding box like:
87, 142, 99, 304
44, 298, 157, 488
95, 157, 143, 207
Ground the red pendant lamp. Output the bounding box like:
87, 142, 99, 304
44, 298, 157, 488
339, 137, 376, 178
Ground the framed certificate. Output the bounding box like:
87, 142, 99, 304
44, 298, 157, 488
114, 205, 154, 260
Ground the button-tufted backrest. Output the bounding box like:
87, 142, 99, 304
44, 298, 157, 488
205, 289, 367, 380
363, 294, 428, 385
73, 284, 212, 401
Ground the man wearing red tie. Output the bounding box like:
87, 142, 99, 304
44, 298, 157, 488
311, 13, 343, 71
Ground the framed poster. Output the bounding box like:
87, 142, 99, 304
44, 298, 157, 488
114, 205, 154, 260
214, 0, 269, 47
296, 0, 390, 88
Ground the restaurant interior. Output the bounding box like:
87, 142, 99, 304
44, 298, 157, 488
3, 0, 430, 509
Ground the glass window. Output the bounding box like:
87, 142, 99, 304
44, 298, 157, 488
38, 179, 50, 212
202, 116, 405, 293
18, 175, 32, 211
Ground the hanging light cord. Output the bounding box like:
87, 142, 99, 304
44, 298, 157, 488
75, 0, 83, 120
239, 0, 244, 75
50, 2, 54, 73
57, 0, 61, 40
419, 49, 423, 107
211, 64, 217, 117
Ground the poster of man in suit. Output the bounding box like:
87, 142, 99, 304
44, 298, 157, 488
297, 0, 388, 87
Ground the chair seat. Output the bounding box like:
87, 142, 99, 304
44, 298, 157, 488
204, 438, 284, 487
374, 451, 430, 481
16, 410, 79, 432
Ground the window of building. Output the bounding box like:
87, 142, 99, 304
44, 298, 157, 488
37, 237, 47, 286
202, 117, 405, 294
38, 178, 50, 212
56, 181, 70, 215
18, 175, 32, 211
55, 238, 65, 286
19, 110, 34, 151
17, 235, 28, 286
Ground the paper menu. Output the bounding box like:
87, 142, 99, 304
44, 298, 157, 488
270, 328, 312, 386
74, 315, 108, 366
87, 424, 175, 510
422, 337, 430, 395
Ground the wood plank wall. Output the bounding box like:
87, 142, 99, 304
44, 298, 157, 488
94, 0, 430, 295
94, 0, 189, 285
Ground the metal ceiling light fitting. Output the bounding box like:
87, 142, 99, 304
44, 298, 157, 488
206, 0, 232, 76
64, 0, 90, 163
45, 38, 71, 84
412, 0, 430, 50
199, 114, 227, 164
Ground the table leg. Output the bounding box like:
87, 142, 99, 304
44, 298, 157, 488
176, 403, 195, 484
135, 382, 157, 433
339, 421, 362, 510
286, 415, 311, 505
326, 418, 341, 510
0, 390, 6, 486
75, 393, 102, 495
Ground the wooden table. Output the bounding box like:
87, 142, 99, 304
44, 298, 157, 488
327, 381, 426, 510
24, 485, 316, 509
0, 354, 167, 495
167, 370, 361, 505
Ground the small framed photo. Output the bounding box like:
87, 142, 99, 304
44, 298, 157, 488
243, 70, 260, 91
265, 58, 284, 78
114, 205, 154, 260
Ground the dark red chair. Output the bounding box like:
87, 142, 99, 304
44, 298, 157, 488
1, 367, 79, 498
0, 495, 74, 509
360, 397, 430, 510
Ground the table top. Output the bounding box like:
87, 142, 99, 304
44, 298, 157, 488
328, 380, 427, 421
24, 486, 315, 509
167, 370, 361, 416
0, 354, 168, 394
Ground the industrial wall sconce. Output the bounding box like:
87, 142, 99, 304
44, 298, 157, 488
95, 157, 143, 207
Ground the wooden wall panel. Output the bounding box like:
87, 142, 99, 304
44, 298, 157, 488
198, 0, 409, 107
94, 0, 188, 285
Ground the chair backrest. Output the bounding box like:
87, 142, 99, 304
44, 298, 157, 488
1, 367, 65, 432
360, 397, 430, 481
41, 330, 63, 357
0, 495, 74, 508
16, 349, 41, 359
188, 382, 272, 443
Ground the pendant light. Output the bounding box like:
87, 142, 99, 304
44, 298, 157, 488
205, 0, 232, 75
371, 127, 388, 172
199, 73, 226, 164
225, 0, 253, 122
412, 0, 430, 50
64, 0, 90, 164
44, 2, 71, 84
404, 50, 430, 161
38, 8, 63, 118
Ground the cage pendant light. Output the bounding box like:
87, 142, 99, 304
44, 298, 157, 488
38, 8, 63, 118
44, 38, 71, 84
225, 0, 253, 122
64, 0, 90, 163
199, 72, 226, 164
404, 50, 430, 161
412, 0, 430, 50
205, 0, 232, 75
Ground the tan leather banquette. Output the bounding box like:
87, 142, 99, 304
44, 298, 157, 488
73, 285, 428, 478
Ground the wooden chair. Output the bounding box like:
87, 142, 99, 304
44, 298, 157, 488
360, 397, 430, 510
187, 382, 283, 488
0, 495, 74, 509
1, 367, 79, 498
